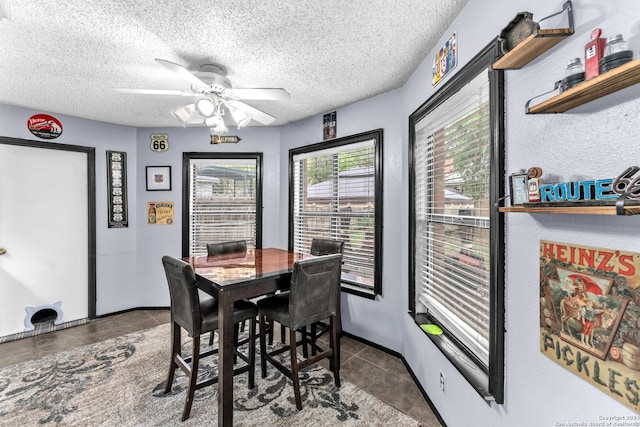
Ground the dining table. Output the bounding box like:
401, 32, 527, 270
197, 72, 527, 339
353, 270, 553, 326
184, 247, 309, 427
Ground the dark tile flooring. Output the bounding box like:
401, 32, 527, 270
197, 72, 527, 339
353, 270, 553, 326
0, 309, 443, 427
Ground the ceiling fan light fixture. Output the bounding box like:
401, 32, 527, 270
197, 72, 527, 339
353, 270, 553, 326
171, 104, 195, 123
230, 107, 252, 128
205, 115, 228, 134
195, 97, 216, 118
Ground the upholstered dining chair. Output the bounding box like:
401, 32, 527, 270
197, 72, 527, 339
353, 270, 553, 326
257, 253, 343, 410
161, 255, 257, 421
205, 240, 248, 345
207, 239, 247, 256
305, 238, 345, 356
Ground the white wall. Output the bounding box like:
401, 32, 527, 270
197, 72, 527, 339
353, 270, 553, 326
280, 89, 405, 351
0, 104, 138, 316
399, 0, 640, 426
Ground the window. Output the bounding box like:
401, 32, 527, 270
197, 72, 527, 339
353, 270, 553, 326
182, 153, 262, 256
289, 130, 383, 297
409, 41, 505, 402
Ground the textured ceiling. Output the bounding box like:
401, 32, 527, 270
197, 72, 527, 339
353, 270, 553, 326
0, 0, 468, 128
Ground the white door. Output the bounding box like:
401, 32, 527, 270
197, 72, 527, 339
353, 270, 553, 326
0, 142, 89, 337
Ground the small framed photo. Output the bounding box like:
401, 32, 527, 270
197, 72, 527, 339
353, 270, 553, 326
146, 166, 171, 191
509, 171, 529, 205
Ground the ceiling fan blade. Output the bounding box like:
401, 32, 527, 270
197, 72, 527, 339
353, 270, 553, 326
228, 88, 290, 101
114, 88, 196, 97
155, 58, 207, 88
226, 100, 276, 125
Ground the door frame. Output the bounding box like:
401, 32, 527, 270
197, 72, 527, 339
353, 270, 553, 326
0, 136, 96, 318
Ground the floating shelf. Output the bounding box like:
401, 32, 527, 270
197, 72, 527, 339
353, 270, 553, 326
499, 199, 640, 216
493, 28, 574, 70
526, 60, 640, 113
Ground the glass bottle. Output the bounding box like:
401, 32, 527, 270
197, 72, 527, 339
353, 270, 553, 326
604, 34, 628, 57
566, 58, 584, 76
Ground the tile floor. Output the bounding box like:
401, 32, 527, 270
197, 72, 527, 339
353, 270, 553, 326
0, 309, 443, 427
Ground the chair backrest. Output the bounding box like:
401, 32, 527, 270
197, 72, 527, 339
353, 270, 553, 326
310, 238, 344, 256
162, 255, 202, 337
207, 240, 247, 256
288, 253, 343, 330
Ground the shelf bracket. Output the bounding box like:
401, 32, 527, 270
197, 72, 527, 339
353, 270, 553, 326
525, 80, 561, 113
535, 0, 574, 37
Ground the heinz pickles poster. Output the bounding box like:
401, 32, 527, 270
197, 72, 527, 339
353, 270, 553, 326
540, 241, 640, 412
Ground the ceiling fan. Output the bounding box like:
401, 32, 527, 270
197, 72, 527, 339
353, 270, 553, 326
116, 59, 290, 134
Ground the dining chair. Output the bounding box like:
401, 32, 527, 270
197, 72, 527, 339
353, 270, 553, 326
161, 255, 257, 421
305, 238, 345, 356
207, 239, 247, 256
257, 253, 343, 410
205, 240, 248, 345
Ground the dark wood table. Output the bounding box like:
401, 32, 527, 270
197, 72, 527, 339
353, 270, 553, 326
184, 247, 308, 427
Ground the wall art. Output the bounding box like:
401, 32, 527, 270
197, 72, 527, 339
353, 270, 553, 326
107, 150, 128, 228
540, 240, 640, 412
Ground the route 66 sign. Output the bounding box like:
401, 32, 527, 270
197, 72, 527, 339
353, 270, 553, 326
150, 133, 169, 152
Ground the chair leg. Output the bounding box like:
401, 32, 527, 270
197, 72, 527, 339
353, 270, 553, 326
248, 316, 256, 389
164, 321, 181, 394
268, 319, 275, 345
209, 330, 214, 346
289, 328, 303, 410
330, 317, 341, 388
301, 326, 309, 358
182, 335, 201, 421
259, 314, 268, 378
233, 323, 240, 364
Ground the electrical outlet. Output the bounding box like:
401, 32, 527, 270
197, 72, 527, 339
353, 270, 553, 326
439, 372, 446, 394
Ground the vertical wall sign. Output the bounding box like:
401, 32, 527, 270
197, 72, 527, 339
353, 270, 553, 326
106, 150, 128, 228
432, 32, 457, 87
540, 240, 640, 412
323, 111, 336, 140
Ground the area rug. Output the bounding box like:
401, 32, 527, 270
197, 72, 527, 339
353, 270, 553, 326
0, 323, 422, 426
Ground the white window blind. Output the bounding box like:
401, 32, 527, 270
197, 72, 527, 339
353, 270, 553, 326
292, 139, 376, 289
414, 69, 491, 367
188, 158, 258, 256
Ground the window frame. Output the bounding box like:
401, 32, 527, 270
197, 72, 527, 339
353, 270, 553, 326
181, 152, 263, 257
408, 40, 505, 403
288, 129, 383, 298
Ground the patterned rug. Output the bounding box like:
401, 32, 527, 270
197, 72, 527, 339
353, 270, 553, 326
0, 323, 422, 426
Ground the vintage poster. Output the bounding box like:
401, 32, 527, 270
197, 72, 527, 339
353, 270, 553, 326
431, 32, 457, 87
540, 240, 640, 412
148, 202, 174, 225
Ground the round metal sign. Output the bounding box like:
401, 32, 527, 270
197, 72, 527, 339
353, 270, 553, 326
27, 114, 63, 139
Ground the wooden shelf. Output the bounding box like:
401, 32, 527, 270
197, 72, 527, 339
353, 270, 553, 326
499, 200, 640, 216
493, 28, 574, 70
526, 60, 640, 114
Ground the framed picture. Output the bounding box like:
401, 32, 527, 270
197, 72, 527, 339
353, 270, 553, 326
107, 151, 128, 228
509, 171, 529, 205
146, 166, 171, 191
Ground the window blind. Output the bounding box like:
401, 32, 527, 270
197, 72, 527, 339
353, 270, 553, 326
188, 158, 258, 256
414, 69, 491, 367
292, 139, 376, 288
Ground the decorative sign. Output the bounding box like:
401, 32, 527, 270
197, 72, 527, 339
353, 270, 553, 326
150, 133, 169, 152
27, 114, 63, 139
540, 241, 640, 412
432, 32, 457, 87
323, 111, 336, 140
538, 167, 640, 203
106, 151, 128, 228
148, 201, 174, 225
211, 135, 241, 144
